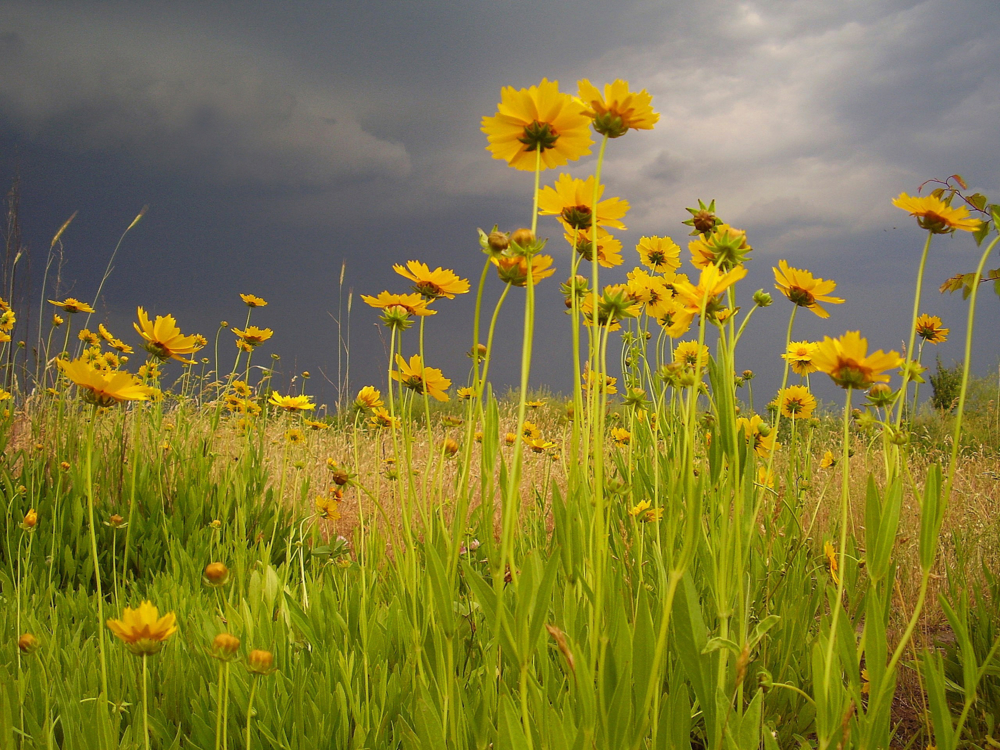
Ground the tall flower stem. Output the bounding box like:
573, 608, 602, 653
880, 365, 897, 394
586, 134, 610, 480
944, 233, 1000, 499
245, 676, 259, 750
142, 654, 151, 750
766, 305, 798, 482
85, 403, 110, 704
895, 232, 934, 432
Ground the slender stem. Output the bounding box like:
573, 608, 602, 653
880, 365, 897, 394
895, 232, 934, 430
143, 654, 150, 750
85, 404, 109, 703
246, 677, 259, 750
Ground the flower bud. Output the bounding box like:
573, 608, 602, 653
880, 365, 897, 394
487, 231, 510, 254
247, 649, 275, 675
757, 669, 773, 691
211, 633, 241, 661
22, 508, 37, 529
752, 290, 773, 307
18, 633, 40, 654
757, 423, 772, 438
203, 562, 230, 587
109, 514, 125, 529
510, 228, 535, 249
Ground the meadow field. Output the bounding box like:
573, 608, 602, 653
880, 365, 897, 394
2, 78, 1000, 750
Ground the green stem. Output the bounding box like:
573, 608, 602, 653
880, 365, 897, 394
85, 404, 110, 703
246, 677, 259, 750
143, 654, 150, 750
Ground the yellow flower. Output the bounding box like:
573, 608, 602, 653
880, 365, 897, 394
821, 450, 836, 469
391, 354, 451, 402
636, 236, 681, 274
538, 174, 629, 231
52, 314, 64, 327
582, 364, 617, 395
689, 224, 752, 269
481, 78, 593, 171
629, 499, 651, 518
78, 328, 100, 346
564, 227, 623, 268
285, 428, 305, 444
812, 331, 903, 390
783, 341, 819, 376
457, 386, 475, 400
354, 386, 384, 410
668, 265, 748, 336
369, 407, 399, 429
577, 79, 659, 137
915, 314, 949, 344
611, 427, 631, 446
232, 326, 273, 349
360, 291, 437, 316
757, 466, 776, 488
134, 307, 202, 363
393, 261, 470, 299
523, 436, 556, 453
210, 633, 241, 662
492, 254, 556, 287
315, 495, 341, 521
823, 541, 840, 585
892, 192, 982, 234
526, 399, 545, 408
99, 324, 134, 353
269, 393, 316, 412
773, 261, 844, 319
674, 341, 710, 370
504, 432, 517, 446
0, 310, 16, 332
57, 358, 154, 406
241, 293, 267, 307
778, 385, 816, 419
626, 269, 670, 309
106, 601, 178, 656
522, 421, 541, 440
247, 649, 276, 675
441, 438, 460, 457
49, 298, 94, 314
203, 562, 229, 586
736, 414, 778, 458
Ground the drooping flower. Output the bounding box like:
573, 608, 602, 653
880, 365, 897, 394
538, 174, 629, 231
892, 192, 982, 234
820, 450, 836, 469
57, 358, 154, 406
134, 308, 203, 363
773, 261, 844, 319
481, 79, 593, 171
823, 541, 840, 585
778, 385, 816, 420
812, 331, 903, 390
49, 298, 94, 314
240, 294, 268, 308
492, 254, 556, 287
391, 354, 451, 402
783, 341, 819, 376
106, 601, 178, 656
354, 386, 384, 410
636, 236, 681, 274
689, 224, 752, 270
269, 393, 316, 412
393, 261, 470, 299
915, 314, 949, 344
576, 79, 659, 138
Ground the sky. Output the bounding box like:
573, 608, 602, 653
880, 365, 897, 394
1, 0, 998, 410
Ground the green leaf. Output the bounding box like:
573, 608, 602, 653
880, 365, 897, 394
922, 650, 955, 750
919, 465, 944, 572
283, 592, 318, 646
425, 544, 456, 636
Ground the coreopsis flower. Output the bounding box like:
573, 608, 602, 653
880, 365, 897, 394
504, 432, 517, 446
369, 407, 399, 429
49, 298, 95, 314
354, 386, 384, 410
778, 385, 817, 420
582, 364, 617, 395
757, 466, 776, 488
392, 354, 451, 402
0, 310, 16, 332
576, 79, 659, 138
521, 421, 541, 440
361, 292, 437, 317
492, 254, 556, 287
915, 314, 949, 344
689, 224, 752, 270
783, 341, 819, 376
203, 562, 230, 586
106, 601, 178, 656
315, 495, 341, 520
304, 419, 329, 431
626, 269, 670, 309
134, 308, 202, 363
232, 326, 273, 349
210, 633, 241, 661
823, 541, 840, 585
441, 438, 460, 457
52, 314, 64, 327
269, 393, 316, 412
636, 236, 681, 274
737, 414, 778, 458
773, 261, 844, 319
285, 428, 304, 445
674, 341, 710, 371
97, 323, 134, 353
629, 499, 652, 518
668, 265, 748, 337
866, 382, 897, 409
524, 437, 557, 453
22, 509, 37, 530
393, 261, 469, 299
240, 293, 267, 307
812, 332, 903, 390
481, 78, 593, 171
247, 649, 276, 676
78, 329, 100, 346
526, 399, 545, 408
538, 174, 629, 231
650, 296, 689, 335
821, 450, 836, 469
564, 227, 623, 268
57, 358, 154, 406
892, 192, 982, 234
457, 387, 475, 400
611, 427, 631, 446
